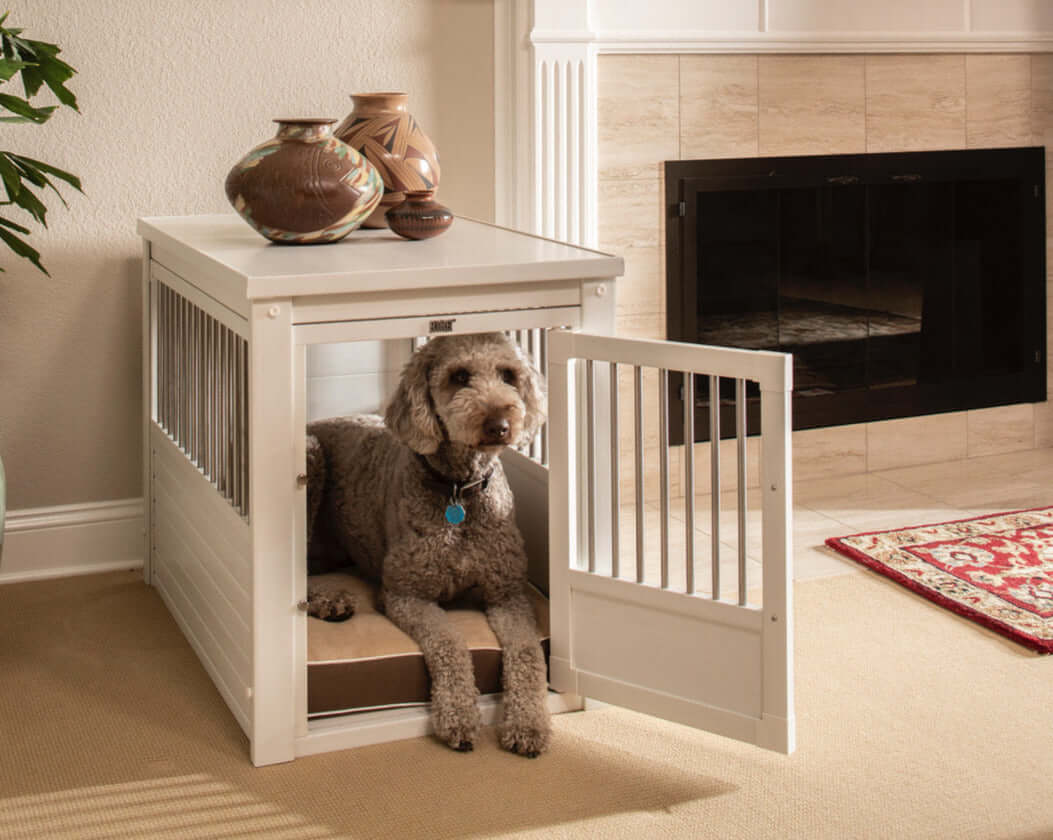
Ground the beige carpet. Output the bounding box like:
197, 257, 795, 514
1, 569, 1050, 840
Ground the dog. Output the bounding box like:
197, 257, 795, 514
304, 332, 551, 757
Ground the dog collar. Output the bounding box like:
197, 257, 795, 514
415, 455, 493, 525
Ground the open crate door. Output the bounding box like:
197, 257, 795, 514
546, 330, 795, 754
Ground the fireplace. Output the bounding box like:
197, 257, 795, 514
665, 147, 1047, 441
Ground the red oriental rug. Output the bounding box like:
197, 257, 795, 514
826, 507, 1053, 654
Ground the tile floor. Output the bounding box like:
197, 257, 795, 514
605, 447, 1053, 601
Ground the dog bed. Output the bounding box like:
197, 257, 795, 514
307, 573, 550, 718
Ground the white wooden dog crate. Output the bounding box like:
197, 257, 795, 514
138, 214, 795, 766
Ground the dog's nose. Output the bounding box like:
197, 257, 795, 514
483, 417, 510, 442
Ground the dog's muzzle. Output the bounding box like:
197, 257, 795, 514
481, 415, 511, 446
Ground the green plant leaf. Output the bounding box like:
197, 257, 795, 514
37, 56, 77, 110
10, 181, 46, 224
0, 224, 48, 275
0, 214, 30, 234
0, 56, 29, 81
0, 92, 55, 123
10, 154, 82, 193
0, 154, 23, 199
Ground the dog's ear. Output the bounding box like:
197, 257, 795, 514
515, 345, 548, 446
384, 344, 443, 454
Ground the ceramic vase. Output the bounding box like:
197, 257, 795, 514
386, 190, 454, 240
335, 92, 441, 229
225, 118, 383, 244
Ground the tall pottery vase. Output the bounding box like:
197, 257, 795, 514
225, 118, 383, 244
335, 92, 441, 229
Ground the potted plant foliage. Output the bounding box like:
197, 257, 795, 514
0, 12, 81, 559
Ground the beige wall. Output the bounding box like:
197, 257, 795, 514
598, 53, 1053, 483
0, 0, 494, 509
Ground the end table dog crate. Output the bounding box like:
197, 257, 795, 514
138, 214, 795, 766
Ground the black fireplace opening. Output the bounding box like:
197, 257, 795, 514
665, 147, 1047, 442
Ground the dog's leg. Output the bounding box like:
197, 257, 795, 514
384, 591, 482, 751
485, 591, 551, 757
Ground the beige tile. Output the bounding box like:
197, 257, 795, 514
673, 436, 763, 497
1031, 54, 1053, 148
866, 55, 966, 153
758, 55, 865, 156
866, 411, 968, 472
616, 311, 665, 340
966, 54, 1031, 149
792, 424, 867, 482
1034, 400, 1053, 449
598, 179, 664, 319
679, 55, 759, 160
598, 55, 679, 181
966, 403, 1035, 458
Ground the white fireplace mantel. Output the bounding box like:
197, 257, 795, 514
494, 0, 1053, 245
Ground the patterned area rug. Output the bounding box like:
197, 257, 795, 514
826, 507, 1053, 653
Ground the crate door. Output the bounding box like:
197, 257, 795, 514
546, 330, 795, 754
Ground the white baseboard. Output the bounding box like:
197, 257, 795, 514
0, 498, 144, 584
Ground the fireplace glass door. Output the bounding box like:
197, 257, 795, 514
667, 148, 1046, 439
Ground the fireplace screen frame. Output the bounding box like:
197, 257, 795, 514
665, 146, 1047, 442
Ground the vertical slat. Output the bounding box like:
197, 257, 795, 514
232, 334, 241, 511
157, 284, 165, 431
242, 336, 250, 518
180, 295, 187, 450
540, 329, 549, 466
609, 361, 620, 579
633, 365, 644, 584
204, 314, 212, 480
659, 368, 670, 589
191, 306, 199, 466
227, 328, 235, 500
710, 374, 721, 600
684, 372, 695, 594
219, 325, 228, 496
736, 377, 748, 606
760, 364, 795, 754
585, 358, 596, 574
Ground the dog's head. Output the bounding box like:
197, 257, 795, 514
384, 332, 547, 455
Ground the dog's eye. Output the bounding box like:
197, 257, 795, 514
449, 368, 471, 387
500, 368, 517, 386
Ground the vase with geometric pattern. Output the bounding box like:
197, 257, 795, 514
335, 92, 441, 229
225, 118, 383, 244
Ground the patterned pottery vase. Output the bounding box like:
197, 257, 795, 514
386, 190, 454, 240
335, 92, 441, 229
225, 118, 383, 244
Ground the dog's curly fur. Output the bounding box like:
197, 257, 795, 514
304, 333, 551, 756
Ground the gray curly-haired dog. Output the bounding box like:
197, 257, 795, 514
304, 332, 551, 757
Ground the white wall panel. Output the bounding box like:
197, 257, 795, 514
971, 0, 1053, 32
767, 0, 966, 32
307, 372, 401, 421
594, 0, 759, 33
306, 339, 411, 378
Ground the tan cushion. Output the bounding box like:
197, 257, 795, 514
307, 573, 550, 717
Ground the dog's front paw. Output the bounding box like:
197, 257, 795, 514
431, 698, 482, 753
305, 587, 355, 622
499, 718, 551, 758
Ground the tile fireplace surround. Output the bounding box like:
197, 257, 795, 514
494, 1, 1053, 489
597, 53, 1053, 483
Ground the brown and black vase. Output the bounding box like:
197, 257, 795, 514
335, 92, 441, 229
385, 190, 454, 240
224, 118, 383, 244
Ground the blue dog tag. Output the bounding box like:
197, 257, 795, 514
445, 503, 466, 525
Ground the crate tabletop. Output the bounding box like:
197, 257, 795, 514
138, 214, 623, 300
